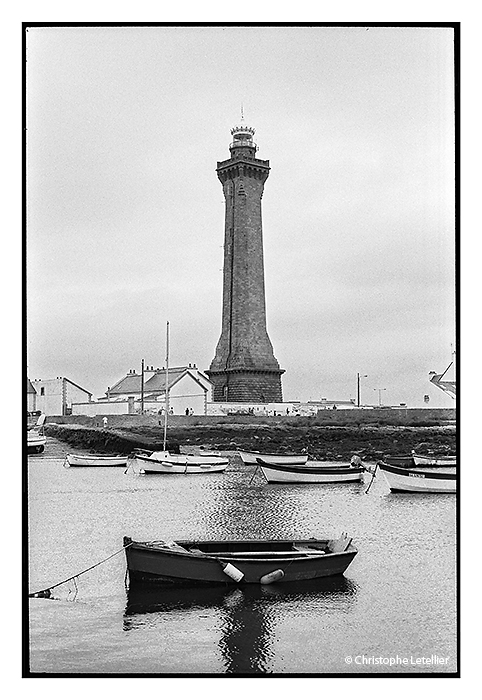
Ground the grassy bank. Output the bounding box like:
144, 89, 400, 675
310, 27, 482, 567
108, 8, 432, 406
45, 422, 456, 461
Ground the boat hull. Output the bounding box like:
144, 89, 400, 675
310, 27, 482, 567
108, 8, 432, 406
149, 451, 228, 466
27, 432, 47, 454
412, 454, 456, 467
129, 454, 227, 474
124, 537, 357, 586
378, 462, 456, 493
258, 461, 364, 484
383, 455, 415, 467
239, 450, 308, 466
66, 454, 128, 467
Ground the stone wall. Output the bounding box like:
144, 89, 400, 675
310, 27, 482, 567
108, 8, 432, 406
45, 407, 455, 429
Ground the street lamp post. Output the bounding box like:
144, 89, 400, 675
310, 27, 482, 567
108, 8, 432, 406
374, 388, 387, 407
357, 373, 367, 407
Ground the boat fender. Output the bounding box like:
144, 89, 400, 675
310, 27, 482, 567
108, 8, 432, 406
222, 562, 245, 582
260, 569, 285, 585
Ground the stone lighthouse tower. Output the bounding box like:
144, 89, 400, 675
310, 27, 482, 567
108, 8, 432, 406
207, 120, 284, 403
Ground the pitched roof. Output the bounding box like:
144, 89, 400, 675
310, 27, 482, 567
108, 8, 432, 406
144, 368, 190, 393
109, 373, 143, 395
27, 378, 37, 394
108, 366, 212, 396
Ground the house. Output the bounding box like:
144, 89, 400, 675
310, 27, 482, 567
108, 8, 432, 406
29, 377, 93, 416
70, 364, 214, 417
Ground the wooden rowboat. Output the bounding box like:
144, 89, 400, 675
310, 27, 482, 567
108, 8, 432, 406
377, 461, 456, 493
412, 453, 456, 467
124, 534, 357, 586
65, 454, 128, 467
238, 450, 308, 466
256, 459, 364, 484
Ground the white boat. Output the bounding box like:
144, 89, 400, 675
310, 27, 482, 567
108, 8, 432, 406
378, 461, 456, 493
128, 450, 228, 475
126, 323, 228, 477
412, 453, 456, 467
27, 429, 47, 454
27, 414, 47, 454
65, 454, 128, 467
257, 459, 364, 484
239, 450, 308, 466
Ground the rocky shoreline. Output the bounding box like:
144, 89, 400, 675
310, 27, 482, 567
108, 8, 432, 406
44, 422, 456, 461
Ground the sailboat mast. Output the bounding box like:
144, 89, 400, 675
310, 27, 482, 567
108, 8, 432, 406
163, 321, 170, 451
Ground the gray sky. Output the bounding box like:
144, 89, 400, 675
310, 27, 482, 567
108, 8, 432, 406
26, 25, 456, 407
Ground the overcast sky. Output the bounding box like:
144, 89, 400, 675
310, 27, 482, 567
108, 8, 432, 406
26, 25, 456, 407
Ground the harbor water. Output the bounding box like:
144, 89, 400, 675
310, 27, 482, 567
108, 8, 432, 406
27, 439, 457, 675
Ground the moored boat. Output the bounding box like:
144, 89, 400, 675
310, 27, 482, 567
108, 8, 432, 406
382, 454, 415, 467
377, 461, 456, 493
27, 414, 47, 454
27, 429, 47, 454
412, 453, 456, 467
127, 450, 228, 474
256, 459, 364, 484
124, 533, 357, 586
65, 454, 128, 468
239, 450, 308, 466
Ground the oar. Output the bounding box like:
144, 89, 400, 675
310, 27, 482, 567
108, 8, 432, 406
365, 463, 378, 494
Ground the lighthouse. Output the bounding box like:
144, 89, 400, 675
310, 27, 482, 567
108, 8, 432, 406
207, 120, 284, 403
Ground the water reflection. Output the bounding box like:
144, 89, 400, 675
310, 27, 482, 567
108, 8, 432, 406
124, 577, 357, 673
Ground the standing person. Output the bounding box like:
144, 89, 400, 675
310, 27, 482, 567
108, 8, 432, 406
170, 407, 174, 415
189, 408, 194, 416
185, 407, 189, 416
102, 416, 108, 428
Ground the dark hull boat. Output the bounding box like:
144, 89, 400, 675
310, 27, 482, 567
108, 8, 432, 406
378, 461, 456, 493
257, 459, 364, 484
124, 534, 357, 586
382, 455, 415, 467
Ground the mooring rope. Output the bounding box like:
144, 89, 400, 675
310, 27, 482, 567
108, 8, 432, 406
28, 542, 133, 598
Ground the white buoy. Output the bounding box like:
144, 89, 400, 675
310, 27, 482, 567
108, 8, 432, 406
222, 562, 245, 582
260, 569, 285, 585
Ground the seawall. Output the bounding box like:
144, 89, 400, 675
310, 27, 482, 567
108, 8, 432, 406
43, 409, 456, 461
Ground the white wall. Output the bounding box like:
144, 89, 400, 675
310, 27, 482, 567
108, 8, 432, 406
32, 378, 91, 415
72, 401, 130, 416
31, 378, 63, 415
65, 381, 91, 408
27, 392, 37, 412
168, 375, 207, 415
207, 402, 295, 416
